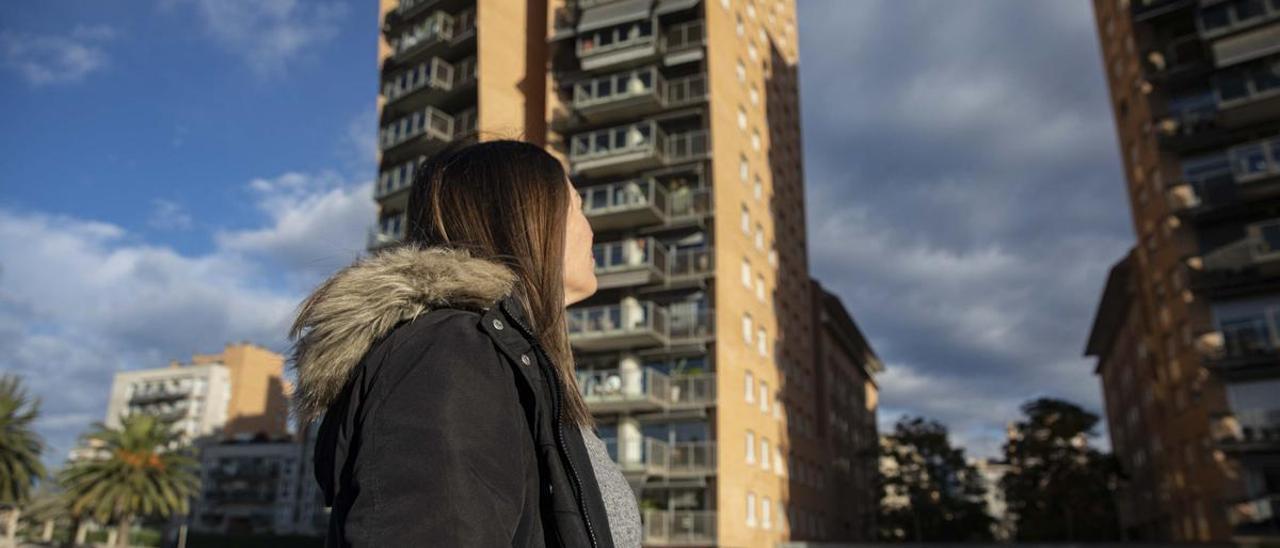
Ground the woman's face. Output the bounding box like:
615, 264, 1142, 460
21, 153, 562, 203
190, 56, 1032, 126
563, 178, 597, 306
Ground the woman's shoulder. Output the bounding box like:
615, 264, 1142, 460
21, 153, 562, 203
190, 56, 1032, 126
369, 307, 512, 396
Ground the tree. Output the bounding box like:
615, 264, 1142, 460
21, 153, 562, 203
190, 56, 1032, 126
1002, 398, 1122, 541
877, 416, 994, 541
59, 414, 200, 548
0, 374, 47, 544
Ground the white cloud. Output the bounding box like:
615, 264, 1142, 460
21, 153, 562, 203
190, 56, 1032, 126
0, 171, 372, 466
0, 24, 115, 86
148, 199, 194, 231
163, 0, 347, 76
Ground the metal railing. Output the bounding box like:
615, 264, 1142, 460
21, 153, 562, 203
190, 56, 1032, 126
605, 437, 717, 475
665, 73, 708, 106
581, 178, 668, 218
573, 67, 660, 109
393, 11, 455, 61
567, 301, 667, 339
129, 384, 192, 403
668, 246, 713, 279
642, 510, 716, 544
662, 20, 705, 52
667, 306, 714, 342
577, 367, 715, 409
379, 106, 454, 151
594, 237, 668, 274
665, 129, 709, 162
570, 120, 662, 163
1218, 315, 1279, 359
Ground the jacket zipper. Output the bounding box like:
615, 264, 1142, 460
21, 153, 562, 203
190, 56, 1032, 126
502, 304, 602, 548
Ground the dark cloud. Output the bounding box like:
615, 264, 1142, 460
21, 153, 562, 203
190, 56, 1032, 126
797, 0, 1132, 456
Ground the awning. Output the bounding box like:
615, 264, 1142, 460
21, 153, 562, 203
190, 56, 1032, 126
577, 0, 653, 33
654, 0, 700, 16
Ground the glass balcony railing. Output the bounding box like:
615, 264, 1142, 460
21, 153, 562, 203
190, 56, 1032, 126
567, 301, 713, 350
576, 367, 715, 411
577, 367, 669, 411
642, 510, 716, 545
594, 237, 667, 275
605, 437, 716, 476
129, 384, 192, 403
665, 129, 709, 162
664, 74, 707, 106
1214, 408, 1280, 447
379, 106, 455, 152
581, 178, 667, 227
568, 121, 708, 174
568, 301, 667, 349
382, 56, 475, 105
369, 213, 407, 249
662, 19, 704, 53
376, 159, 418, 200
392, 11, 455, 62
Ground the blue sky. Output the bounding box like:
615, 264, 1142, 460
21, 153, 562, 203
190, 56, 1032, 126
0, 0, 1134, 468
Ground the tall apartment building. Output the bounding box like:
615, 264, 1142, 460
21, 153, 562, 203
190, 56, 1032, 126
1087, 0, 1280, 542
101, 343, 289, 444
374, 1, 881, 545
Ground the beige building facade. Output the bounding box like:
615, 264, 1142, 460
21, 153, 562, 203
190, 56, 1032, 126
374, 1, 880, 545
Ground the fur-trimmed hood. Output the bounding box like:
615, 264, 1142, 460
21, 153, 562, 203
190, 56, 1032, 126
289, 245, 518, 421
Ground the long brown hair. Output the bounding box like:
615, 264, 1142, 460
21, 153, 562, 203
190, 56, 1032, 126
404, 139, 593, 428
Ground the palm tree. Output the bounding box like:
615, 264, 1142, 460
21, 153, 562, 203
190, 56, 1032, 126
0, 374, 47, 544
59, 414, 199, 548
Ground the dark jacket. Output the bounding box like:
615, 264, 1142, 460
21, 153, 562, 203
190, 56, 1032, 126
289, 245, 616, 547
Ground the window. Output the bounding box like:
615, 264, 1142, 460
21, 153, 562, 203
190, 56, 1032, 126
738, 107, 748, 130
762, 497, 772, 530
740, 155, 750, 182
760, 381, 769, 412
754, 176, 763, 200
721, 0, 730, 8
755, 224, 765, 250
761, 437, 771, 469
758, 327, 767, 356
775, 446, 784, 474
743, 313, 754, 343
742, 258, 752, 287
756, 274, 765, 301
747, 2, 757, 18
751, 130, 761, 152
746, 430, 756, 463
737, 60, 746, 83
750, 86, 760, 106
748, 42, 758, 62
741, 204, 751, 234
746, 491, 757, 526
736, 14, 745, 37
745, 370, 755, 402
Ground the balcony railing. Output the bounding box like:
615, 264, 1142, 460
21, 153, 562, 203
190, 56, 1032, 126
567, 301, 713, 350
1219, 314, 1279, 359
1172, 135, 1280, 217
383, 57, 453, 103
1142, 34, 1209, 80
605, 437, 716, 476
129, 385, 192, 403
392, 11, 455, 63
1190, 227, 1280, 295
369, 213, 407, 250
642, 510, 716, 545
1227, 495, 1280, 533
576, 367, 715, 412
580, 178, 711, 231
376, 159, 418, 200
662, 19, 704, 53
379, 106, 455, 152
1213, 408, 1280, 448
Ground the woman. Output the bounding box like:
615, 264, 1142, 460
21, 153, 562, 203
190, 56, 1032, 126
289, 140, 641, 547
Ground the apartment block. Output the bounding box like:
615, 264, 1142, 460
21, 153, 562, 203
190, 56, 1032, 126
373, 1, 881, 545
101, 342, 289, 444
1088, 0, 1280, 542
191, 438, 301, 536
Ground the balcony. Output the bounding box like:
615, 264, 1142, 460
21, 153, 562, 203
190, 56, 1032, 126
1171, 136, 1280, 222
576, 16, 657, 71
568, 121, 709, 177
570, 67, 707, 123
642, 510, 716, 546
660, 19, 705, 65
1188, 227, 1280, 297
1129, 0, 1194, 23
1213, 408, 1280, 452
569, 301, 668, 350
129, 385, 192, 404
577, 367, 715, 413
1214, 53, 1280, 128
368, 213, 406, 250
382, 56, 476, 113
594, 238, 667, 289
1227, 495, 1280, 536
607, 437, 717, 479
1142, 34, 1211, 86
375, 158, 418, 203
568, 300, 713, 351
580, 178, 711, 231
378, 106, 455, 157
1199, 311, 1280, 376
390, 11, 454, 65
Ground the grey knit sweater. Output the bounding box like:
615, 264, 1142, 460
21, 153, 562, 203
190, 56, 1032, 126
580, 428, 642, 548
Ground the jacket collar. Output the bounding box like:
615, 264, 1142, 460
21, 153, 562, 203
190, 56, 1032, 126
289, 244, 518, 421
